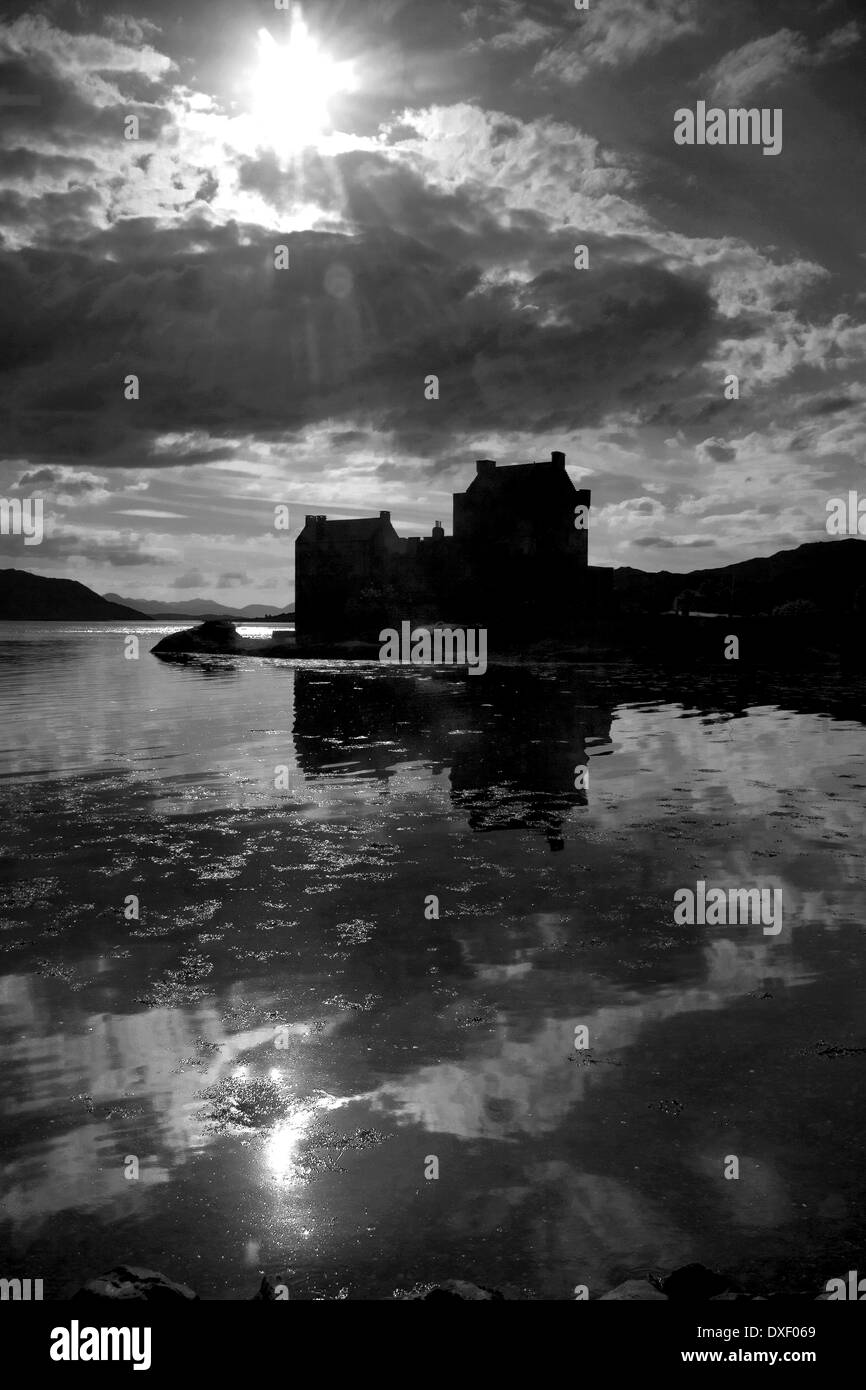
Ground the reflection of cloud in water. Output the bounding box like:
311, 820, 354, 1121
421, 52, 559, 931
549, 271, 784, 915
694, 1152, 789, 1229
371, 939, 808, 1142
601, 704, 865, 848
528, 1162, 692, 1280
1, 1125, 171, 1230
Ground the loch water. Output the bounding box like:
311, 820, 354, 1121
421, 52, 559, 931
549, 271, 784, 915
1, 622, 865, 1298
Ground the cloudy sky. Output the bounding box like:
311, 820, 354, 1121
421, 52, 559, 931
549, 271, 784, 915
0, 0, 863, 605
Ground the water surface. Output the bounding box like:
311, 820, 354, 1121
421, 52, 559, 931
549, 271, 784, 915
1, 622, 864, 1298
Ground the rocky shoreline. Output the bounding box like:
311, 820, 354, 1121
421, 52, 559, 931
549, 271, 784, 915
64, 1263, 845, 1301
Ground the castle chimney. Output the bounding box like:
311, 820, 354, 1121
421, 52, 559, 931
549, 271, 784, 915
379, 510, 391, 521
551, 450, 565, 468
432, 519, 445, 540
476, 459, 496, 476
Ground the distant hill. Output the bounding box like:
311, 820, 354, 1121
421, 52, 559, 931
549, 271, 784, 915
0, 570, 146, 620
104, 594, 290, 619
612, 539, 866, 615
5, 540, 859, 622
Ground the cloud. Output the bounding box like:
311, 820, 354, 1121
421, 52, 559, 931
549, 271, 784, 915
379, 104, 639, 239
632, 535, 715, 549
0, 525, 159, 565
114, 509, 186, 518
171, 570, 206, 589
600, 497, 668, 529
704, 23, 861, 105
0, 12, 173, 105
462, 2, 552, 55
697, 438, 737, 464
0, 205, 727, 465
534, 0, 700, 85
14, 465, 107, 495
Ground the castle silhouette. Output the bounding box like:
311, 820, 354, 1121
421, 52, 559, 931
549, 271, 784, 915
295, 451, 612, 639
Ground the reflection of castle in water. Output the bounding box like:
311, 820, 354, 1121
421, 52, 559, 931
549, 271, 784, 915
292, 668, 614, 849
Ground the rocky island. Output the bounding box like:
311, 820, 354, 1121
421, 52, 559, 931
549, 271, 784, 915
151, 618, 381, 660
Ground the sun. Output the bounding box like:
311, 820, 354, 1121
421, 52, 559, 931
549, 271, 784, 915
249, 11, 356, 152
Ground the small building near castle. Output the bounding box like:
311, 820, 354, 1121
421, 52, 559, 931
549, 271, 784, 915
295, 451, 610, 639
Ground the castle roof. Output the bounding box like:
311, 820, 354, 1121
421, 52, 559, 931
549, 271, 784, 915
300, 513, 396, 540
465, 455, 588, 499
314, 518, 387, 535
480, 462, 566, 486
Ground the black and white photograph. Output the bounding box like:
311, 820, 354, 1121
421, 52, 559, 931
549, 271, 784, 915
0, 0, 864, 1363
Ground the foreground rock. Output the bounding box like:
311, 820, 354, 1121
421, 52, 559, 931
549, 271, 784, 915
600, 1279, 668, 1301
68, 1262, 835, 1300
254, 1274, 291, 1299
72, 1266, 198, 1301
413, 1280, 505, 1301
151, 619, 379, 661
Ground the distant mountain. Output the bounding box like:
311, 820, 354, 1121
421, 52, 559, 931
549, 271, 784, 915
104, 594, 292, 619
612, 539, 866, 615
5, 540, 857, 623
0, 570, 146, 620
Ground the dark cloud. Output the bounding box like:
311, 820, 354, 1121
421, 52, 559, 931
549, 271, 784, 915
0, 147, 97, 180
15, 466, 104, 495
239, 147, 554, 267
329, 429, 368, 445
0, 44, 172, 156
698, 438, 737, 463
808, 394, 855, 417
0, 529, 158, 565
0, 210, 725, 466
632, 535, 716, 549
